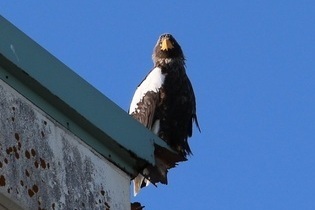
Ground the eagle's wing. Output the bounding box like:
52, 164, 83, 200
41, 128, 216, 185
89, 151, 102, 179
129, 91, 158, 130
129, 67, 167, 195
185, 76, 201, 136
129, 67, 165, 131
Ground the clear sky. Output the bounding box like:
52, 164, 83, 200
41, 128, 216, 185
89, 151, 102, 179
2, 1, 315, 209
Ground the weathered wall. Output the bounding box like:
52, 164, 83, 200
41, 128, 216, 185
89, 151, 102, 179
0, 79, 130, 210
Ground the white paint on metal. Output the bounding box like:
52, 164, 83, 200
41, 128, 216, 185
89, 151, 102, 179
0, 79, 130, 210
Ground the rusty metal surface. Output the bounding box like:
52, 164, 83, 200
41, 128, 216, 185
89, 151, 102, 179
0, 79, 129, 210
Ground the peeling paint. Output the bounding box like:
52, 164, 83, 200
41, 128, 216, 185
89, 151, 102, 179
0, 79, 130, 209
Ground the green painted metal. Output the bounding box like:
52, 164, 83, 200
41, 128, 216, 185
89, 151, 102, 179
0, 15, 173, 177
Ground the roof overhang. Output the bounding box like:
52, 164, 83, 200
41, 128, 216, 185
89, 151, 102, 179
0, 15, 174, 177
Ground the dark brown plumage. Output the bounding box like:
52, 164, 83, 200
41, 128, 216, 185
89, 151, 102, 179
129, 33, 200, 195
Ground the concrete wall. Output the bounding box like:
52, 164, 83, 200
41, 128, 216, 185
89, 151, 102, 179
0, 79, 130, 210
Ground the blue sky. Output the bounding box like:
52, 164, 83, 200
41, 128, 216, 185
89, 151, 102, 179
2, 1, 315, 209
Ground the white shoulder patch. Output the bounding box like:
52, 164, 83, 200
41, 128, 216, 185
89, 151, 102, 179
129, 67, 165, 114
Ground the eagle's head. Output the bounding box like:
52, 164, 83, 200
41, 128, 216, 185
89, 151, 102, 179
153, 33, 185, 65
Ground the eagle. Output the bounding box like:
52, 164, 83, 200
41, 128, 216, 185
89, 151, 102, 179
129, 33, 200, 195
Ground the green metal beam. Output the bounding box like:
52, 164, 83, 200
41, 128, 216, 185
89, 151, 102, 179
0, 15, 172, 177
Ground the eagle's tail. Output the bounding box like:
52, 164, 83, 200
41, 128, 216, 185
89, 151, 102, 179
133, 174, 150, 196
133, 157, 168, 196
133, 145, 187, 196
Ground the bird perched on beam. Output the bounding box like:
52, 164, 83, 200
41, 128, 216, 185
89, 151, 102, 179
129, 33, 200, 195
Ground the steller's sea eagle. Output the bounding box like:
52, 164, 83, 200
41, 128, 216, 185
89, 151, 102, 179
129, 33, 200, 195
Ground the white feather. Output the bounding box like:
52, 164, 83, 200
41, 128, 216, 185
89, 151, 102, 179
152, 120, 160, 134
129, 67, 165, 114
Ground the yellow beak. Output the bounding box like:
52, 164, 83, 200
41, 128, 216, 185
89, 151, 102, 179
160, 38, 174, 51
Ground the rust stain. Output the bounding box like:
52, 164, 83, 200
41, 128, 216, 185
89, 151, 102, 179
14, 132, 19, 141
6, 147, 13, 154
0, 175, 6, 186
40, 158, 46, 169
28, 189, 35, 197
25, 169, 30, 177
34, 161, 39, 168
25, 150, 31, 159
32, 184, 39, 193
31, 149, 36, 157
105, 201, 111, 210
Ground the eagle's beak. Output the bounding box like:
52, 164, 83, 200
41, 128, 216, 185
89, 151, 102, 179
160, 38, 174, 51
